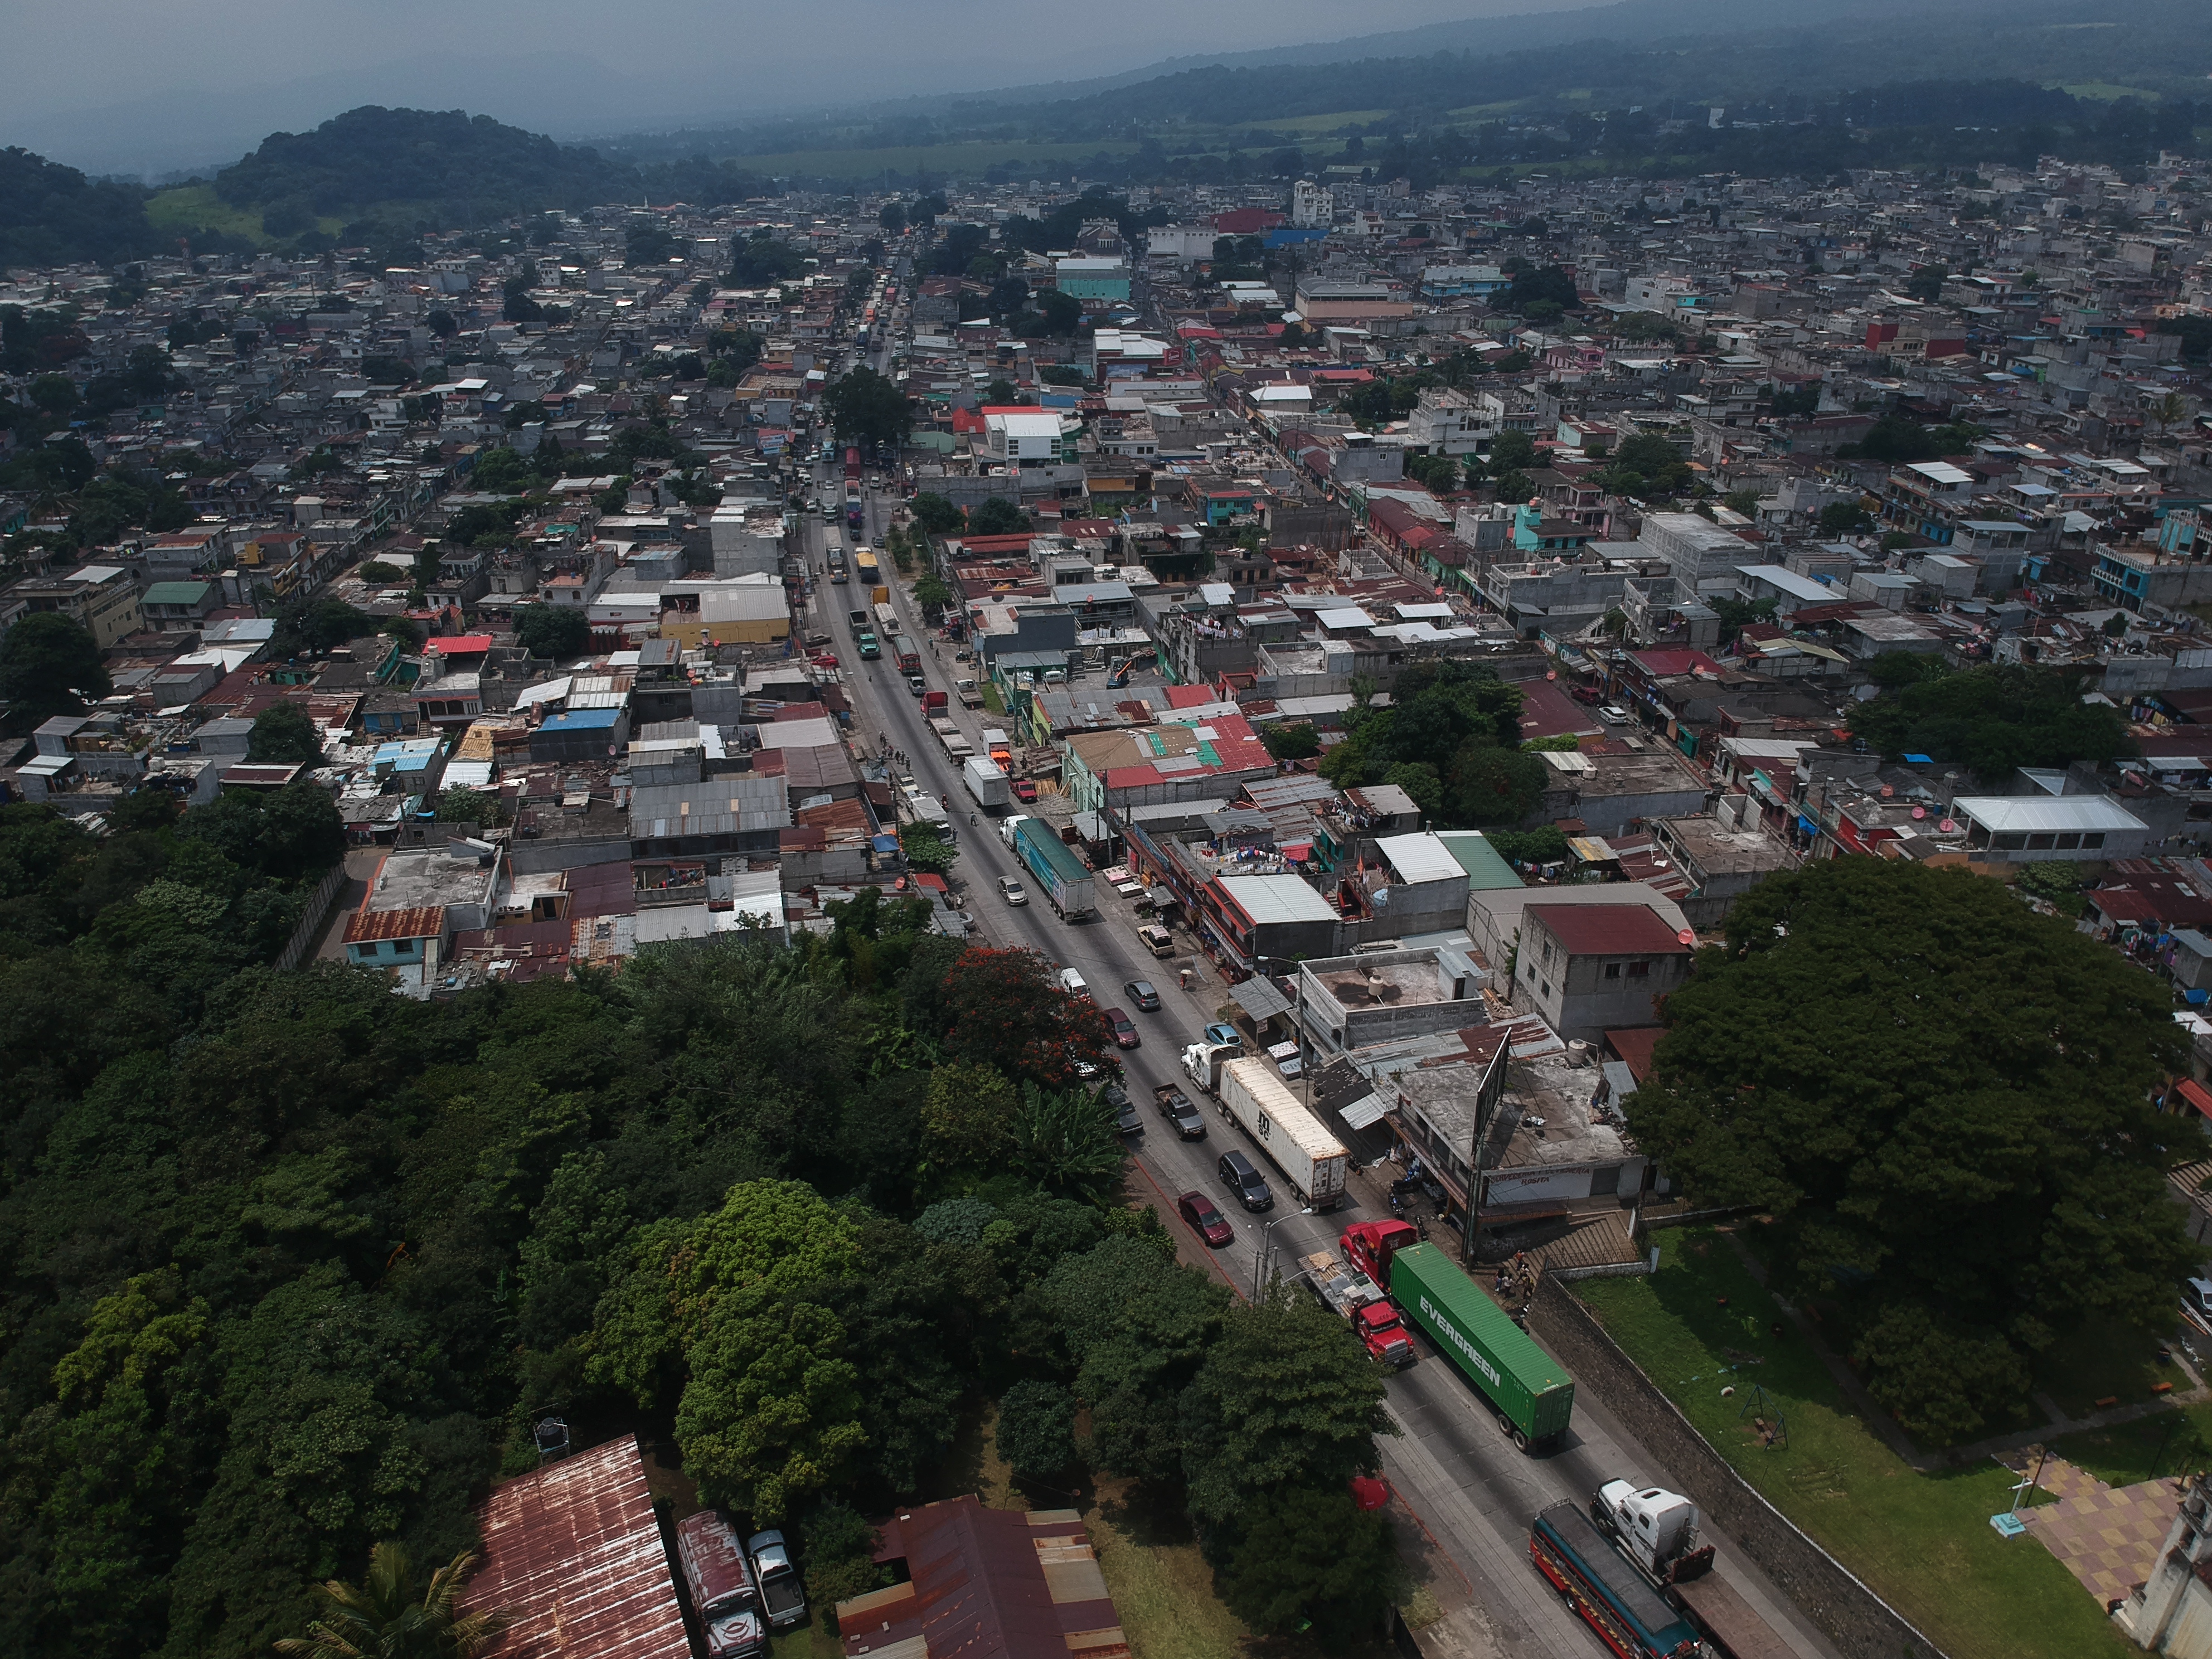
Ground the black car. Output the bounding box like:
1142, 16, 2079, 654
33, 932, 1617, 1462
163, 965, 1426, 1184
1219, 1149, 1273, 1211
1123, 978, 1162, 1012
1103, 1081, 1142, 1136
1156, 1088, 1207, 1140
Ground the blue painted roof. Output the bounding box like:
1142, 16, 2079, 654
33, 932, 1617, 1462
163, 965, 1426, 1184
541, 709, 623, 731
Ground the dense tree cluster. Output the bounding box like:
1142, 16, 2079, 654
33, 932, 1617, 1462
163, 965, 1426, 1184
1847, 661, 2136, 780
0, 830, 1394, 1653
1320, 660, 1546, 826
1630, 860, 2198, 1442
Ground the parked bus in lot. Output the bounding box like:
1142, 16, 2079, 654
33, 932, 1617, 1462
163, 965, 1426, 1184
675, 1511, 767, 1659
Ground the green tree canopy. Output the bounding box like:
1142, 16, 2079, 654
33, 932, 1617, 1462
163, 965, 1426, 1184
0, 611, 111, 722
1847, 663, 2134, 779
515, 604, 590, 661
995, 1379, 1076, 1479
967, 497, 1030, 537
1629, 860, 2197, 1442
273, 1542, 507, 1659
910, 493, 965, 535
1319, 660, 1542, 827
822, 366, 910, 450
245, 701, 324, 765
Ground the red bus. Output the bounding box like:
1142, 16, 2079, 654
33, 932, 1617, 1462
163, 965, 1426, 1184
844, 446, 861, 482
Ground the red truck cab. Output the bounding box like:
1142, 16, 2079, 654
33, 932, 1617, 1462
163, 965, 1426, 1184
1340, 1218, 1419, 1284
922, 689, 947, 713
1354, 1299, 1415, 1368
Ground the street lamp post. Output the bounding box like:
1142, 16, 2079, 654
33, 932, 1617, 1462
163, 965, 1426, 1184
1253, 1207, 1314, 1300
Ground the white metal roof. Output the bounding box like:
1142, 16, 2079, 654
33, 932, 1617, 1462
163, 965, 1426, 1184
1951, 795, 2148, 834
1376, 832, 1468, 885
1216, 874, 1342, 925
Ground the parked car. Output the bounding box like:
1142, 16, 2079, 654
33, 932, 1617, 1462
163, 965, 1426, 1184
1102, 1007, 1140, 1049
1202, 1021, 1242, 1049
1102, 1081, 1141, 1136
1219, 1150, 1274, 1212
1177, 1191, 1234, 1248
1059, 967, 1090, 998
1598, 703, 1630, 724
1011, 779, 1039, 803
906, 674, 928, 697
1124, 979, 1161, 1012
1570, 684, 1603, 706
997, 876, 1028, 905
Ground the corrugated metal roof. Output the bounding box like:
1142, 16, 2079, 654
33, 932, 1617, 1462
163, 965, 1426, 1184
465, 1435, 689, 1659
1375, 832, 1465, 885
342, 905, 445, 944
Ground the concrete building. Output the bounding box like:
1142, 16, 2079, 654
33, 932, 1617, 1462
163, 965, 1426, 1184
1294, 946, 1489, 1059
1512, 902, 1694, 1042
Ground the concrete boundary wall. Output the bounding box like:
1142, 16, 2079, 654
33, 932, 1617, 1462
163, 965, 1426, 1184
1527, 1277, 1947, 1659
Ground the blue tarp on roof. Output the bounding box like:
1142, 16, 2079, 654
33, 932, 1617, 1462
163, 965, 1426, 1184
541, 709, 622, 732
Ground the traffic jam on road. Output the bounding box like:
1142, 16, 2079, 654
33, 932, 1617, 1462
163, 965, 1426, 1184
794, 266, 1813, 1659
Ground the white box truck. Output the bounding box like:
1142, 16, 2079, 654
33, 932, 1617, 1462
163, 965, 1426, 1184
963, 755, 1011, 812
1216, 1056, 1348, 1211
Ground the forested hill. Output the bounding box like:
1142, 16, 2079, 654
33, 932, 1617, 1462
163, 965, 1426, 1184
206, 105, 650, 235
0, 147, 158, 270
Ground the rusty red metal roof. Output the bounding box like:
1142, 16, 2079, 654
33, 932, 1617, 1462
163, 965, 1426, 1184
464, 1435, 689, 1659
341, 905, 446, 944
840, 1497, 1123, 1659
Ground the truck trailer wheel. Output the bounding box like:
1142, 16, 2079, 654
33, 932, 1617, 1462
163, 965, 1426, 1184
1512, 1428, 1531, 1450
1497, 1413, 1517, 1439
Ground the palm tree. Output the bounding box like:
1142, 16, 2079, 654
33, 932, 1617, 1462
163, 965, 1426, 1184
274, 1542, 508, 1659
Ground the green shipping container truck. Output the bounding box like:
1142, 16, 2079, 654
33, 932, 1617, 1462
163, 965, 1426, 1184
1345, 1222, 1573, 1450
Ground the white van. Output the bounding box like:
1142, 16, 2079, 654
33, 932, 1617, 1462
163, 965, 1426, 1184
1059, 967, 1090, 998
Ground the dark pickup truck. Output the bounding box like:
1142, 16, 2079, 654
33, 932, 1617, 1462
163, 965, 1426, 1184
1151, 1085, 1208, 1139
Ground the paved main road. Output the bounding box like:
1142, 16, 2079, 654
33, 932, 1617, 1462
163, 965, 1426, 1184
803, 491, 1839, 1659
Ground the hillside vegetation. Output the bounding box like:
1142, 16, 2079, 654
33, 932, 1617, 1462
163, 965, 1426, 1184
0, 147, 158, 270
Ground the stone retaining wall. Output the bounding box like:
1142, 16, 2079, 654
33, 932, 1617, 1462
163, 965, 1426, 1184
1527, 1277, 1947, 1659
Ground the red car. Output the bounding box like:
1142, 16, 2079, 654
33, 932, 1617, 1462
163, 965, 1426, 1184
1177, 1191, 1234, 1248
1102, 1007, 1140, 1050
1011, 779, 1039, 803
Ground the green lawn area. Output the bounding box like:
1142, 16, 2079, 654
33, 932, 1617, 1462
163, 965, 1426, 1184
146, 184, 271, 245
2050, 1406, 2212, 1489
981, 683, 1006, 716
1228, 108, 1394, 135
2058, 82, 2162, 101
721, 141, 1139, 181
1576, 1229, 2137, 1659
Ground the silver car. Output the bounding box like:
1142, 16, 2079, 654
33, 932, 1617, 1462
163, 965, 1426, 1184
997, 876, 1028, 905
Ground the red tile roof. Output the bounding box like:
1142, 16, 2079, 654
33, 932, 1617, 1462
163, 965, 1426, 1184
1524, 903, 1691, 958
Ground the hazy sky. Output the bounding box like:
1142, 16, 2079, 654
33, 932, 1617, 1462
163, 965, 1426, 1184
1, 0, 1606, 175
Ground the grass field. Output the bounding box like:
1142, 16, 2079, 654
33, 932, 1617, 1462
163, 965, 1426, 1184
1238, 109, 1394, 135
2051, 1407, 2212, 1490
1576, 1228, 2140, 1659
2059, 82, 2162, 101
145, 184, 271, 244
721, 140, 1140, 180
